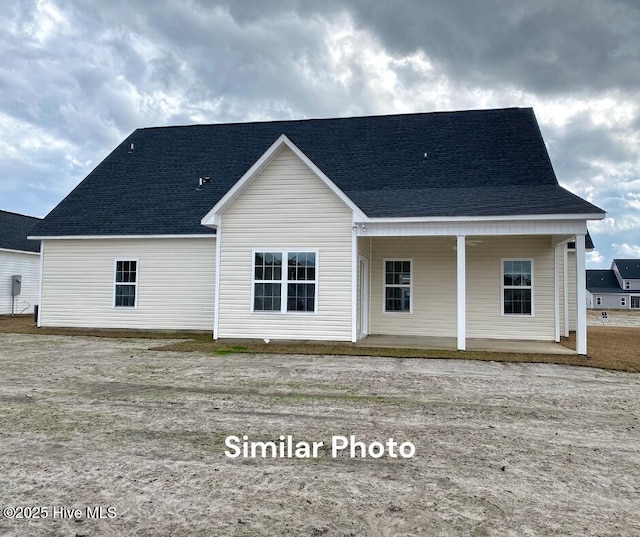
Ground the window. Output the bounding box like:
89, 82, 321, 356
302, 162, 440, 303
253, 251, 316, 313
624, 281, 631, 290
502, 260, 532, 315
621, 297, 627, 307
384, 260, 411, 312
595, 296, 602, 306
286, 252, 316, 312
114, 260, 137, 308
253, 252, 282, 311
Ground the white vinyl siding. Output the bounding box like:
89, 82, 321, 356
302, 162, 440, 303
217, 146, 353, 341
370, 237, 457, 337
567, 251, 577, 330
40, 238, 215, 330
467, 236, 555, 340
369, 235, 555, 341
0, 250, 40, 315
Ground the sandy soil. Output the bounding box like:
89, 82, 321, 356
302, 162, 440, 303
0, 334, 638, 537
588, 309, 640, 327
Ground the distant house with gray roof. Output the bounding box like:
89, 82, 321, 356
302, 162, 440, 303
587, 259, 640, 309
0, 210, 41, 315
29, 107, 606, 353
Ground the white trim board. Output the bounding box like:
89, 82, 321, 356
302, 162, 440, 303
0, 248, 41, 256
29, 234, 216, 240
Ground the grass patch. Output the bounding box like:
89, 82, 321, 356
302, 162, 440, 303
150, 336, 640, 373
2, 315, 638, 373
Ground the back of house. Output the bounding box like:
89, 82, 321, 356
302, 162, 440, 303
30, 107, 605, 353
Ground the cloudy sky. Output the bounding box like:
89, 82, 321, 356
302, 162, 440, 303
1, 0, 639, 267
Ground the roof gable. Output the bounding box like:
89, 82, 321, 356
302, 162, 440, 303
612, 259, 640, 279
201, 134, 366, 226
586, 270, 624, 293
0, 210, 41, 252
31, 107, 606, 237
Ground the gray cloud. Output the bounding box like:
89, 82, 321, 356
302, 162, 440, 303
0, 0, 638, 268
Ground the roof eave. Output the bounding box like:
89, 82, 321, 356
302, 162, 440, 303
358, 212, 606, 223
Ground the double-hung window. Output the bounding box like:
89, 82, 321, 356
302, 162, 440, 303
384, 260, 411, 312
253, 251, 317, 313
253, 252, 282, 311
114, 260, 138, 308
502, 259, 532, 315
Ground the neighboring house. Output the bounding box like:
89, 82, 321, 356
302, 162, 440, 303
29, 108, 606, 354
587, 259, 640, 309
0, 210, 41, 315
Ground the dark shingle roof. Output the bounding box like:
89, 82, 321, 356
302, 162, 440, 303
568, 231, 595, 251
613, 259, 640, 279
0, 210, 41, 253
587, 270, 625, 294
32, 107, 606, 237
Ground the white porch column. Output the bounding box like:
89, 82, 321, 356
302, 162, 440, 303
456, 235, 466, 351
554, 245, 560, 342
575, 234, 587, 355
563, 243, 569, 338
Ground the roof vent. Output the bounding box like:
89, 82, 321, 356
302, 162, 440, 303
199, 177, 212, 187
423, 152, 428, 161
128, 143, 135, 153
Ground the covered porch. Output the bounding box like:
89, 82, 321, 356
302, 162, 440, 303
353, 218, 589, 354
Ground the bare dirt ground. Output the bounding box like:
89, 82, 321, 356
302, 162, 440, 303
588, 308, 640, 327
0, 334, 638, 537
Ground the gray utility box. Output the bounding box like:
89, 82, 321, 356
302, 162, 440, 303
11, 275, 22, 296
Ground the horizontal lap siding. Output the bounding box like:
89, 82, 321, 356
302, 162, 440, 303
567, 251, 577, 329
40, 238, 215, 330
370, 237, 457, 337
218, 147, 353, 341
466, 236, 555, 340
0, 251, 40, 314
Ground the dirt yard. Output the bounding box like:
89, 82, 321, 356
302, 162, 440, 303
0, 334, 638, 536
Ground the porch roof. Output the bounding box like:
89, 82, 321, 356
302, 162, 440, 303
346, 184, 600, 218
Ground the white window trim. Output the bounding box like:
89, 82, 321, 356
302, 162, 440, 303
113, 258, 139, 309
382, 258, 413, 314
501, 258, 534, 317
251, 249, 319, 314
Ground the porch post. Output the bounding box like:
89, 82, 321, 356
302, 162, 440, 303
575, 234, 587, 355
563, 243, 569, 338
456, 235, 466, 351
554, 245, 560, 342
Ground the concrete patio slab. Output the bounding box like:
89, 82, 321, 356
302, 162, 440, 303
355, 335, 576, 355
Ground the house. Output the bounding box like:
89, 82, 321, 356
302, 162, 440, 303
587, 259, 640, 309
0, 210, 41, 315
29, 108, 606, 354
